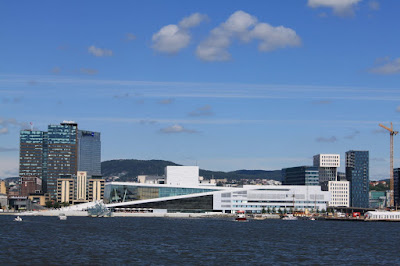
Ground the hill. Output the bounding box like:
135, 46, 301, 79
101, 159, 282, 182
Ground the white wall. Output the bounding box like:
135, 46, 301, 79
165, 166, 199, 187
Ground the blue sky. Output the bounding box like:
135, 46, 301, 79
1, 0, 400, 180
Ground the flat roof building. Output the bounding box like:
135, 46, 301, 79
282, 166, 319, 186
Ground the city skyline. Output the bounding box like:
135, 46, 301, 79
1, 1, 400, 180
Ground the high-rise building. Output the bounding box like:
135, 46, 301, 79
394, 168, 400, 207
19, 130, 47, 181
313, 154, 340, 184
47, 121, 78, 199
346, 150, 369, 208
78, 130, 101, 176
19, 121, 101, 200
282, 166, 319, 186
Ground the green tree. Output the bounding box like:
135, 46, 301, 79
272, 207, 276, 213
267, 207, 271, 214
45, 201, 53, 208
61, 202, 70, 207
53, 202, 60, 209
283, 208, 288, 214
278, 208, 283, 214
262, 207, 266, 214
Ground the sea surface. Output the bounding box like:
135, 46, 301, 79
1, 215, 400, 265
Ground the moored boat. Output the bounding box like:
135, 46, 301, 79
59, 213, 67, 220
282, 214, 298, 220
235, 210, 247, 221
14, 216, 22, 222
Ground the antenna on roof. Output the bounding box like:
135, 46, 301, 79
30, 122, 33, 131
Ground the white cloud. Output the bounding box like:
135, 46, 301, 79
160, 124, 198, 134
196, 10, 301, 61
369, 57, 400, 75
125, 33, 136, 41
152, 13, 208, 54
0, 127, 9, 134
179, 13, 208, 29
88, 45, 113, 57
307, 0, 362, 17
315, 136, 338, 143
368, 0, 380, 11
189, 105, 214, 116
80, 68, 98, 75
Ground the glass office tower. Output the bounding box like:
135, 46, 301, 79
346, 150, 369, 208
20, 121, 101, 200
47, 121, 78, 199
19, 130, 47, 191
77, 130, 101, 177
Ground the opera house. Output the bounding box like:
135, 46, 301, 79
104, 166, 330, 213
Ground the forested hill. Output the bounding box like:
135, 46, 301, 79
101, 159, 282, 182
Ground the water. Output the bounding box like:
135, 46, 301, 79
1, 216, 400, 265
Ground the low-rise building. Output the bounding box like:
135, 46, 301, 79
105, 182, 330, 213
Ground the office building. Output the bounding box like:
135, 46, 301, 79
20, 176, 42, 197
328, 181, 350, 207
394, 168, 400, 207
346, 150, 369, 208
78, 130, 101, 176
88, 177, 105, 201
57, 176, 75, 203
313, 154, 340, 184
47, 121, 78, 199
282, 166, 319, 186
19, 121, 101, 200
19, 130, 48, 186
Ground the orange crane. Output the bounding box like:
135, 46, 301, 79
379, 122, 398, 208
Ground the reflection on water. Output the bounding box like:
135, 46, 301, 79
1, 216, 399, 265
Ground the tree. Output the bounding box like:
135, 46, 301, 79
45, 201, 53, 208
272, 207, 276, 213
278, 208, 283, 214
53, 202, 60, 209
61, 202, 70, 207
267, 207, 271, 214
283, 208, 288, 214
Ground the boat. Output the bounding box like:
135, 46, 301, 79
310, 217, 315, 221
14, 216, 22, 222
282, 214, 298, 220
235, 210, 247, 221
59, 213, 67, 220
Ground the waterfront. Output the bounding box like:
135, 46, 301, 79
1, 216, 400, 265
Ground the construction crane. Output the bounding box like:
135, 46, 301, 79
379, 122, 398, 208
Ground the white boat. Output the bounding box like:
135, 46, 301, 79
14, 216, 22, 222
59, 213, 67, 220
282, 214, 298, 220
235, 210, 247, 222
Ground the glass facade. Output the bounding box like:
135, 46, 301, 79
105, 184, 216, 203
78, 130, 101, 176
47, 123, 78, 199
19, 130, 47, 191
394, 168, 400, 207
346, 150, 369, 208
282, 166, 319, 186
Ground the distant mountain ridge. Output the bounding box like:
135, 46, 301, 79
101, 159, 282, 182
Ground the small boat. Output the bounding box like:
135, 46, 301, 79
235, 210, 247, 222
310, 217, 315, 221
282, 214, 298, 220
14, 216, 22, 222
59, 213, 67, 220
